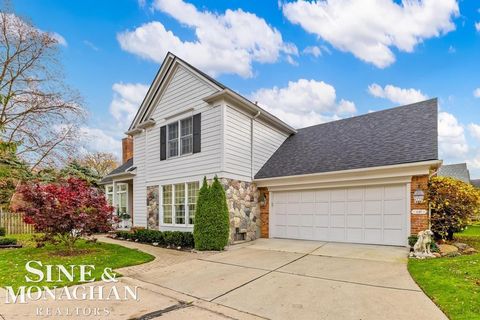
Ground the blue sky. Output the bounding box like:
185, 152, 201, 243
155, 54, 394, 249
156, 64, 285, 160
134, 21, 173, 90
12, 0, 480, 177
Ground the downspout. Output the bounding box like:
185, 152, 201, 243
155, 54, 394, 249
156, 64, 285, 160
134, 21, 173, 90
251, 110, 261, 179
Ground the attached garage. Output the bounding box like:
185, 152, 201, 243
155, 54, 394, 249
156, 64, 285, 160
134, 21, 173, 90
270, 184, 409, 246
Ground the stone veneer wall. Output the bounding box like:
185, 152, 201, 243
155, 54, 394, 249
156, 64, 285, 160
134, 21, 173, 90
410, 175, 430, 234
221, 178, 261, 243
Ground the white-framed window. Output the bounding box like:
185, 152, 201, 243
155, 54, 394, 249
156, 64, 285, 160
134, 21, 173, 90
161, 181, 199, 226
116, 183, 128, 215
167, 117, 193, 158
105, 185, 114, 205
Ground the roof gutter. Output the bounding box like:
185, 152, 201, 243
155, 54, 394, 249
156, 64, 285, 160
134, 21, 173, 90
254, 160, 442, 188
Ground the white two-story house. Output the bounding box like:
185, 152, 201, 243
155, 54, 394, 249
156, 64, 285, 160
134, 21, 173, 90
101, 52, 441, 246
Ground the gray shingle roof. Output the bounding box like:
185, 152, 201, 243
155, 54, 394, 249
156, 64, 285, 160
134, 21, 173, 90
437, 163, 471, 183
255, 99, 438, 179
99, 158, 134, 184
472, 179, 480, 188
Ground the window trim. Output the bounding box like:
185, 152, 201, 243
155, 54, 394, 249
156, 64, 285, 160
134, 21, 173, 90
158, 180, 200, 227
166, 116, 193, 159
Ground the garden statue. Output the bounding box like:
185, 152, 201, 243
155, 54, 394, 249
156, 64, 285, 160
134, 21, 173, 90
411, 229, 435, 258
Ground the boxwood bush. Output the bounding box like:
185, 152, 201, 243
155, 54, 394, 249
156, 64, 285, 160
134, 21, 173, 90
0, 238, 17, 246
114, 229, 194, 248
193, 176, 229, 251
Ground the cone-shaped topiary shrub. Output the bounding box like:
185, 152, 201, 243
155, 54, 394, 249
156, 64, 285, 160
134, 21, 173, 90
193, 176, 230, 250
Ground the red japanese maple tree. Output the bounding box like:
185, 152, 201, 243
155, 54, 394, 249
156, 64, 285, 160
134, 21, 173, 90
14, 177, 115, 250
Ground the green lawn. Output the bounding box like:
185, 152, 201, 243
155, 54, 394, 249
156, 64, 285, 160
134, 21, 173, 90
408, 226, 480, 320
0, 234, 154, 290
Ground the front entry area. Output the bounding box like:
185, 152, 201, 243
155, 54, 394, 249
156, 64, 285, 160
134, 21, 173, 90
270, 184, 409, 246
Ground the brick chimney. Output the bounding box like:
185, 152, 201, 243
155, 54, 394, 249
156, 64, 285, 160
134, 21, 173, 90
122, 136, 133, 164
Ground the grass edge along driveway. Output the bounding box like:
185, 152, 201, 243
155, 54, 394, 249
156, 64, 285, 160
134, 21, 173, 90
408, 226, 480, 320
0, 234, 154, 290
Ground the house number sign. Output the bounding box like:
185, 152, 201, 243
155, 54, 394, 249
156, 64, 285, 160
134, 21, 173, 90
411, 209, 427, 215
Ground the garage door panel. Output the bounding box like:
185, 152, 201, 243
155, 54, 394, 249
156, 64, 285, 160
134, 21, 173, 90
315, 202, 329, 215
331, 215, 345, 227
364, 229, 382, 243
365, 200, 382, 214
347, 188, 363, 200
314, 227, 329, 240
330, 228, 345, 241
347, 215, 362, 228
300, 202, 315, 215
364, 215, 382, 228
331, 202, 345, 214
271, 184, 407, 246
315, 190, 330, 201
315, 214, 329, 227
347, 201, 362, 215
365, 187, 383, 200
384, 215, 403, 229
276, 214, 287, 226
384, 229, 403, 245
347, 228, 363, 242
331, 189, 346, 201
301, 191, 315, 202
384, 185, 405, 199
384, 199, 405, 215
301, 214, 314, 226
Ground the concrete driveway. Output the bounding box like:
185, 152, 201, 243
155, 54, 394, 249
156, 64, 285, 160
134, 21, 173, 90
133, 239, 447, 320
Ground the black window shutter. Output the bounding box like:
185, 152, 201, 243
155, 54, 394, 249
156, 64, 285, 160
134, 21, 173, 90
160, 125, 167, 160
193, 113, 201, 154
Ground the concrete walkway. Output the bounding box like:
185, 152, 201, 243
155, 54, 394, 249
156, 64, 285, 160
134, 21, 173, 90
0, 237, 447, 320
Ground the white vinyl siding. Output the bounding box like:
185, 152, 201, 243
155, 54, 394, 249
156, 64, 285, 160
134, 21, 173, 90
223, 105, 289, 180
253, 120, 289, 174
224, 105, 252, 179
133, 132, 147, 227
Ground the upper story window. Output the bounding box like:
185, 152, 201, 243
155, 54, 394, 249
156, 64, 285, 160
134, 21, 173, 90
161, 113, 201, 161
167, 117, 193, 158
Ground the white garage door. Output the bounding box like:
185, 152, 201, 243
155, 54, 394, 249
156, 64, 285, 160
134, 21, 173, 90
270, 184, 408, 246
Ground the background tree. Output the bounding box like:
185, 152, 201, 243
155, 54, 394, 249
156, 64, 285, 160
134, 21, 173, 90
0, 8, 85, 170
14, 177, 115, 252
79, 151, 119, 177
429, 176, 480, 240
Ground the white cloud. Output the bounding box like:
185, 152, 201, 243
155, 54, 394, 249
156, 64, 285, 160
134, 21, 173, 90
83, 40, 99, 51
469, 123, 480, 141
117, 0, 297, 77
448, 45, 456, 54
368, 83, 428, 105
79, 127, 122, 157
475, 22, 480, 32
50, 32, 67, 47
282, 0, 459, 68
109, 83, 149, 130
303, 46, 322, 57
438, 112, 469, 158
251, 79, 355, 128
473, 88, 480, 98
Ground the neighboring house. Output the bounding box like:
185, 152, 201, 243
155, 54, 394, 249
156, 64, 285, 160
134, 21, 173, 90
472, 179, 480, 189
100, 52, 441, 246
437, 163, 471, 183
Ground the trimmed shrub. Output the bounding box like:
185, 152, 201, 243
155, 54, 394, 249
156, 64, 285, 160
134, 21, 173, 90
0, 238, 17, 246
134, 229, 164, 244
0, 227, 5, 237
408, 235, 418, 248
115, 231, 132, 239
194, 176, 229, 251
429, 176, 480, 240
